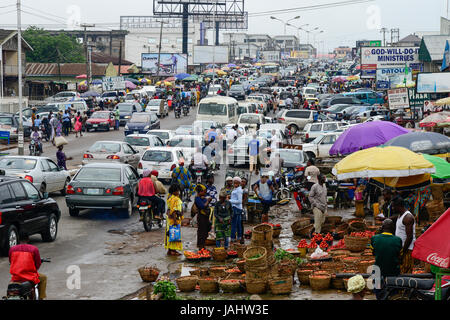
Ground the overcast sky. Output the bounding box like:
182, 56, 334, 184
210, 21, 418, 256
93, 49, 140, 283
0, 0, 446, 52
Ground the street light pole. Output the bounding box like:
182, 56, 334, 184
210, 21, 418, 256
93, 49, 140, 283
17, 0, 24, 155
81, 23, 95, 91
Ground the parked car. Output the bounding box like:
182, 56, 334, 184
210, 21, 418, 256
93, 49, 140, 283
85, 111, 115, 132
166, 135, 204, 162
227, 135, 269, 166
99, 91, 126, 103
123, 134, 165, 154
124, 112, 160, 136
277, 148, 309, 170
0, 113, 32, 139
237, 101, 257, 116
302, 132, 342, 159
114, 102, 143, 126
146, 129, 175, 144
145, 99, 169, 118
247, 95, 268, 115
0, 156, 71, 194
0, 176, 61, 255
44, 91, 81, 103
192, 120, 220, 136
326, 96, 365, 108
82, 141, 140, 168
137, 147, 185, 183
277, 109, 316, 134
45, 100, 88, 114
237, 113, 266, 131
300, 121, 348, 142
228, 85, 246, 100
174, 125, 194, 136
343, 91, 384, 105
17, 105, 59, 121
65, 163, 139, 218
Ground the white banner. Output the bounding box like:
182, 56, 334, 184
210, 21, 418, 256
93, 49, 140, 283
193, 46, 229, 64
417, 72, 450, 93
388, 88, 410, 109
102, 76, 125, 91
361, 47, 420, 70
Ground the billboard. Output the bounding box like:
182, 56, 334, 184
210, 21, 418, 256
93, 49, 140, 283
261, 51, 280, 62
361, 47, 420, 71
376, 67, 413, 90
141, 53, 187, 76
193, 46, 229, 64
102, 76, 125, 91
356, 40, 381, 48
417, 72, 450, 93
291, 50, 309, 59
388, 88, 410, 109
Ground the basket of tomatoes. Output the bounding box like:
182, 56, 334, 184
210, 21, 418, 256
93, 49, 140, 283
184, 251, 202, 262
198, 248, 212, 261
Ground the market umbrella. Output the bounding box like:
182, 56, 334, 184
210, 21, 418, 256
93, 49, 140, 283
139, 78, 151, 84
371, 174, 431, 191
91, 79, 102, 85
125, 78, 139, 85
80, 90, 100, 97
329, 121, 409, 156
332, 76, 347, 83
182, 75, 198, 81
175, 73, 190, 80
434, 97, 450, 106
75, 74, 87, 79
422, 154, 450, 181
383, 131, 450, 156
412, 207, 450, 269
206, 64, 219, 69
420, 112, 450, 127
125, 81, 136, 90
227, 63, 237, 68
331, 146, 436, 180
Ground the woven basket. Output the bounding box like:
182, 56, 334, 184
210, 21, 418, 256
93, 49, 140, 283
251, 239, 274, 249
198, 278, 219, 293
252, 224, 273, 241
272, 228, 282, 238
349, 221, 367, 232
358, 259, 376, 273
209, 266, 228, 278
331, 274, 345, 290
341, 256, 361, 268
329, 249, 351, 257
291, 218, 311, 235
243, 247, 267, 268
269, 276, 293, 295
245, 265, 270, 281
309, 273, 331, 290
205, 238, 216, 246
219, 279, 242, 293
276, 260, 298, 277
320, 224, 334, 234
295, 224, 314, 238
232, 243, 248, 258
325, 216, 343, 226
336, 222, 349, 233
297, 269, 315, 285
344, 235, 369, 252
298, 262, 321, 270
189, 267, 209, 277
245, 280, 267, 294
212, 248, 228, 262
237, 259, 246, 273
176, 276, 198, 292
320, 261, 345, 272
345, 218, 364, 224
138, 266, 160, 282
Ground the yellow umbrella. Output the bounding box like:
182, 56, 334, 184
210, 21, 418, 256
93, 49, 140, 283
372, 174, 431, 190
164, 81, 173, 86
156, 81, 162, 86
332, 146, 436, 180
216, 70, 227, 76
434, 97, 450, 106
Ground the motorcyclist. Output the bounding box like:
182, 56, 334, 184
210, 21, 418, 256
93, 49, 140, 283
192, 147, 209, 177
137, 169, 165, 220
29, 127, 43, 154
9, 235, 47, 300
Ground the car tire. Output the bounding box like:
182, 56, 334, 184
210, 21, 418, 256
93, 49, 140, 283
1, 225, 19, 256
60, 178, 70, 196
69, 208, 79, 217
40, 183, 46, 194
124, 199, 133, 219
41, 214, 58, 242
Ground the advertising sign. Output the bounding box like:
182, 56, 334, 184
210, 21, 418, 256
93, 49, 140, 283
261, 51, 281, 62
193, 46, 229, 64
376, 67, 413, 90
102, 76, 125, 91
417, 72, 450, 93
356, 40, 382, 47
388, 88, 410, 109
360, 47, 420, 70
361, 68, 377, 79
142, 53, 188, 76
291, 50, 309, 59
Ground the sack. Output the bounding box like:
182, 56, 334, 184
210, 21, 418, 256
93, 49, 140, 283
169, 224, 181, 242
54, 136, 68, 147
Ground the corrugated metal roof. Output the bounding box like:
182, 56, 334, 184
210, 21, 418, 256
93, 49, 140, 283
422, 35, 450, 61
26, 63, 107, 77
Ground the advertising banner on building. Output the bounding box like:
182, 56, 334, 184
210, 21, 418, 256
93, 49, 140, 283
193, 46, 229, 64
388, 88, 410, 109
261, 51, 281, 62
291, 50, 309, 59
376, 67, 413, 90
417, 72, 450, 93
360, 47, 420, 70
142, 53, 188, 76
102, 76, 125, 91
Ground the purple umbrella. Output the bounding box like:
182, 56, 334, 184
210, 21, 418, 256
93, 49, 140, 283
125, 81, 136, 90
329, 121, 409, 156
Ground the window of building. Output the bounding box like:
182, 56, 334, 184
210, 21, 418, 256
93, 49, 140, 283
148, 38, 156, 44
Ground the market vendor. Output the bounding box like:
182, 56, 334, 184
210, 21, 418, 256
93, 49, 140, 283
308, 174, 327, 234
221, 176, 234, 199
252, 173, 275, 223
347, 275, 367, 300
214, 190, 232, 249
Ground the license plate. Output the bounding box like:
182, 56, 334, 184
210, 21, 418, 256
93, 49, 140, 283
140, 206, 148, 210
93, 124, 98, 127
86, 188, 101, 195
134, 131, 139, 134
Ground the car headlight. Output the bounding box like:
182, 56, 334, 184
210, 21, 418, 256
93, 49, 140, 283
144, 125, 150, 130
125, 125, 129, 130
125, 116, 130, 119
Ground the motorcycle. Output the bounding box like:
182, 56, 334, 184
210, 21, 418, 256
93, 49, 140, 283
4, 258, 50, 300
194, 168, 206, 184
29, 139, 41, 156
174, 106, 181, 118
274, 167, 305, 201
40, 125, 49, 142
137, 197, 164, 232
381, 275, 450, 301
182, 105, 189, 116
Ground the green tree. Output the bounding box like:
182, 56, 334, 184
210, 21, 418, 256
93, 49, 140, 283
23, 26, 85, 63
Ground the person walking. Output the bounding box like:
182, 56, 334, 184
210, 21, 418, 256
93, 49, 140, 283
62, 110, 71, 136
248, 134, 260, 175
192, 184, 212, 249
308, 174, 328, 234
304, 159, 320, 191
171, 160, 192, 201
49, 114, 58, 146
229, 177, 244, 244
56, 145, 72, 170
114, 108, 120, 130
165, 184, 184, 256
81, 111, 88, 133
214, 190, 232, 249
74, 112, 83, 138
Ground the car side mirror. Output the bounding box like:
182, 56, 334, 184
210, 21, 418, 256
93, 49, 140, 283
43, 192, 49, 199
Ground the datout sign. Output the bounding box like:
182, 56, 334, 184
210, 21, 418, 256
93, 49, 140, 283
388, 88, 410, 109
361, 47, 420, 70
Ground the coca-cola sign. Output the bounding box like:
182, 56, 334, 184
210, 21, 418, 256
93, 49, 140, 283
427, 253, 450, 268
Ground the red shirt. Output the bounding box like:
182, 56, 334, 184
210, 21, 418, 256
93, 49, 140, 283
138, 177, 156, 197
9, 244, 41, 284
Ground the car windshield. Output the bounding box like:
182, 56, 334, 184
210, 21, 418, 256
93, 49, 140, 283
55, 92, 74, 98
124, 136, 150, 146
231, 85, 243, 91
240, 115, 260, 124
311, 135, 325, 144
148, 100, 161, 106
101, 92, 117, 98
130, 114, 150, 123
142, 150, 173, 162
148, 131, 169, 139
0, 158, 37, 170
0, 117, 13, 126
198, 103, 227, 116
117, 104, 133, 112
279, 150, 304, 163
75, 167, 121, 182
89, 142, 121, 153
91, 112, 109, 119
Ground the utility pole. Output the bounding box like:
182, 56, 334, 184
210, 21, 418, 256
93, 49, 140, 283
212, 0, 217, 88
380, 27, 388, 46
118, 41, 122, 77
17, 0, 24, 155
81, 23, 95, 90
156, 20, 164, 77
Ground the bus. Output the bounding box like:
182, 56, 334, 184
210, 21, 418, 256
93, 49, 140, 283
196, 96, 239, 126
261, 63, 280, 80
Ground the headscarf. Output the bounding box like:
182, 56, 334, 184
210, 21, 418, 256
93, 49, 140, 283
150, 170, 159, 177
143, 169, 151, 177
233, 176, 241, 184
347, 275, 366, 294
196, 184, 206, 192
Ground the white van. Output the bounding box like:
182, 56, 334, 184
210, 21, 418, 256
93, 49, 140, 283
302, 87, 317, 97
197, 96, 238, 126
142, 85, 157, 97
45, 100, 88, 114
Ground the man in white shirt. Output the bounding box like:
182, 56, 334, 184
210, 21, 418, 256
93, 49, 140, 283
193, 147, 209, 170
270, 129, 281, 152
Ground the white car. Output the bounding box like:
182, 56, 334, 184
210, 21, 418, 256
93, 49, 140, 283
123, 134, 165, 155
166, 135, 204, 162
247, 96, 268, 115
145, 99, 169, 117
138, 147, 185, 183
146, 129, 175, 144
0, 156, 71, 194
237, 113, 266, 130
302, 132, 343, 159
301, 121, 348, 142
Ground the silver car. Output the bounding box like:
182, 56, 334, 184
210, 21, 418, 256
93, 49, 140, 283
145, 99, 169, 117
123, 134, 165, 155
82, 141, 140, 168
0, 156, 71, 194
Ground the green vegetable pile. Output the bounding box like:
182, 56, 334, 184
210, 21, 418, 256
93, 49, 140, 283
248, 254, 262, 260
153, 280, 178, 300
274, 249, 295, 262
296, 257, 307, 265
